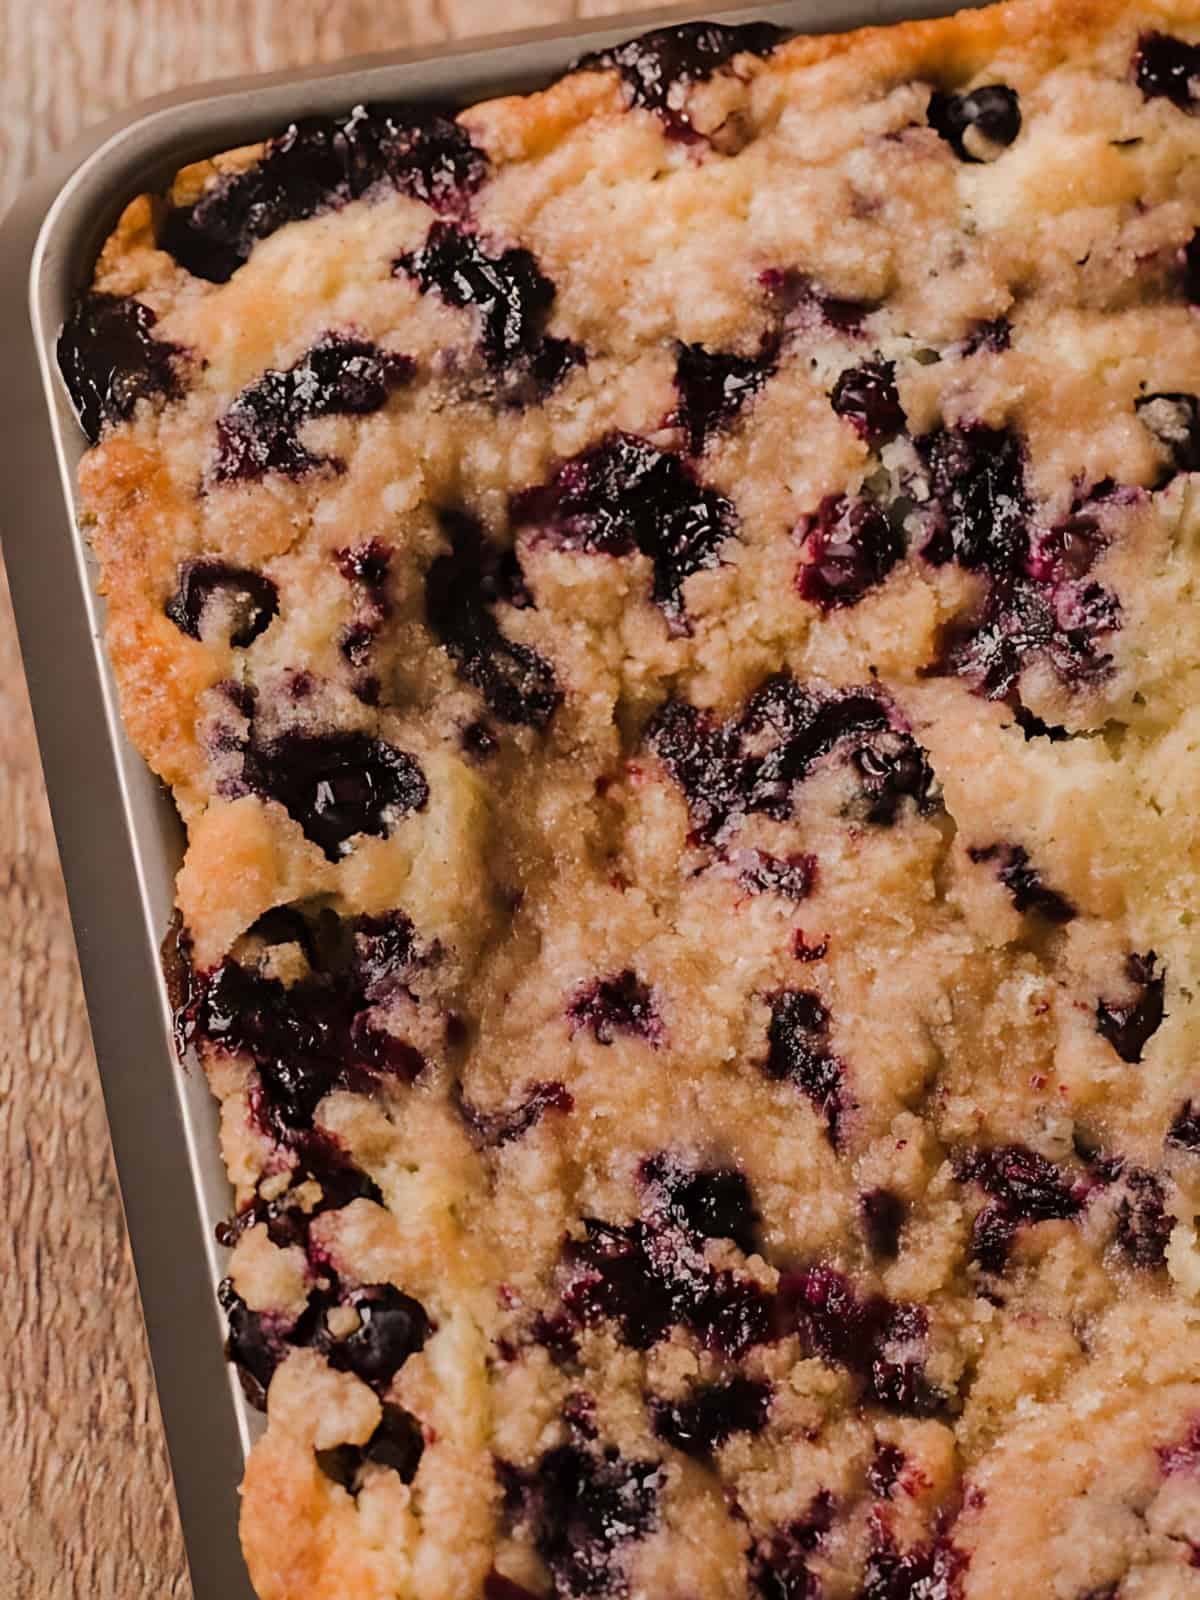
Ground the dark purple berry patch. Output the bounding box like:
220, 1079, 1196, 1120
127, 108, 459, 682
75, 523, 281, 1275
736, 849, 816, 901
327, 1283, 430, 1387
650, 1376, 771, 1457
796, 493, 904, 611
918, 424, 1030, 575
928, 84, 1021, 162
1096, 952, 1165, 1063
502, 1442, 659, 1600
395, 223, 582, 405
674, 338, 779, 454
1134, 32, 1200, 111
316, 1402, 424, 1490
172, 905, 431, 1132
567, 971, 662, 1046
860, 1533, 967, 1600
510, 432, 736, 634
573, 21, 784, 141
165, 559, 279, 647
244, 729, 428, 860
160, 108, 487, 283
761, 268, 878, 336
765, 990, 845, 1144
647, 675, 935, 844
829, 358, 906, 447
968, 843, 1076, 924
57, 292, 188, 444
641, 1153, 760, 1256
426, 509, 561, 728
954, 1144, 1084, 1271
212, 333, 413, 482
749, 1494, 835, 1600
1114, 1167, 1172, 1270
778, 1265, 948, 1417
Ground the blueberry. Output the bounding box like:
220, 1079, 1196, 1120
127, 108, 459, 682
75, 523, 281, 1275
736, 850, 816, 900
161, 108, 487, 282
244, 730, 428, 860
868, 1441, 905, 1497
640, 1155, 760, 1255
829, 359, 906, 446
316, 1402, 425, 1490
573, 21, 784, 140
761, 268, 878, 335
1096, 952, 1166, 1063
928, 84, 1021, 161
651, 1377, 771, 1456
165, 560, 279, 647
918, 424, 1030, 575
396, 223, 583, 404
674, 339, 778, 454
765, 990, 844, 1144
567, 971, 662, 1046
218, 1279, 281, 1407
558, 1172, 772, 1357
778, 1266, 946, 1416
796, 493, 904, 610
1167, 1100, 1200, 1153
1136, 392, 1200, 474
213, 333, 413, 482
426, 509, 561, 728
457, 1080, 574, 1146
954, 1144, 1083, 1270
57, 292, 187, 444
337, 539, 392, 590
352, 911, 423, 1002
750, 1494, 835, 1600
647, 675, 933, 844
1113, 1167, 1172, 1270
861, 1189, 907, 1260
509, 1442, 660, 1599
328, 1283, 430, 1388
968, 843, 1076, 924
510, 433, 736, 633
1134, 31, 1200, 111
860, 1533, 967, 1599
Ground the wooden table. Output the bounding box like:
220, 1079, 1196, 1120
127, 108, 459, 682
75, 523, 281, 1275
0, 2, 653, 1591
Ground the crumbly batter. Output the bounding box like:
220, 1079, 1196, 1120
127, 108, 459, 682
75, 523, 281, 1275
58, 2, 1200, 1594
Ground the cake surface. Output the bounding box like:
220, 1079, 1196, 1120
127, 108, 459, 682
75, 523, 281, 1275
58, 1, 1200, 1595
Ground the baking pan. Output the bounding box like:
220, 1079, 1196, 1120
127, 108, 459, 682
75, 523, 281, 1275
0, 0, 982, 1591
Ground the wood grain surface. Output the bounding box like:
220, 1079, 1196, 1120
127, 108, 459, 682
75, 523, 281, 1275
0, 0, 664, 1592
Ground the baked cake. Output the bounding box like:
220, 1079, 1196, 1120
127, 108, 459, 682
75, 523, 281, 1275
56, 0, 1200, 1593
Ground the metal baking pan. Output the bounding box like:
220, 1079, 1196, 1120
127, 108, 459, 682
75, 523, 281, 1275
0, 0, 980, 1591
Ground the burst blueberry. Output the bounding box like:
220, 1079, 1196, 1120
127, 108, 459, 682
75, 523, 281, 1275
674, 339, 778, 454
765, 990, 845, 1144
161, 108, 487, 282
829, 359, 906, 446
426, 509, 561, 728
213, 334, 413, 482
1096, 952, 1166, 1063
57, 292, 187, 443
954, 1143, 1083, 1270
796, 493, 904, 610
568, 971, 662, 1046
968, 843, 1076, 923
328, 1284, 431, 1388
574, 21, 784, 140
511, 433, 736, 633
